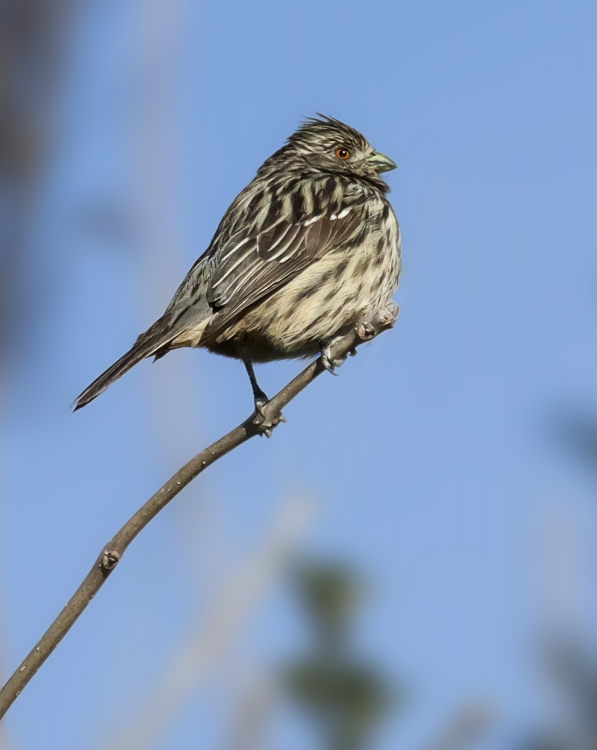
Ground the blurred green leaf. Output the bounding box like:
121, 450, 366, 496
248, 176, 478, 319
295, 563, 362, 642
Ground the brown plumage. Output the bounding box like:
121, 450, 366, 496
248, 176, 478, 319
74, 116, 401, 412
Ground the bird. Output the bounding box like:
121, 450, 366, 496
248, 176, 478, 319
74, 115, 401, 429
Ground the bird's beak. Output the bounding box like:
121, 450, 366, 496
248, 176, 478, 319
367, 151, 397, 173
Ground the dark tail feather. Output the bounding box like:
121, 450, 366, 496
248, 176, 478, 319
73, 326, 177, 411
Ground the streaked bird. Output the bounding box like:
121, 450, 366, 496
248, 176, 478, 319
74, 116, 401, 425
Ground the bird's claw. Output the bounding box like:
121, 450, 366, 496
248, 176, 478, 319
320, 339, 347, 375
321, 349, 338, 375
252, 400, 286, 438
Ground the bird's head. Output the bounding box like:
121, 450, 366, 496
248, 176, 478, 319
262, 115, 396, 190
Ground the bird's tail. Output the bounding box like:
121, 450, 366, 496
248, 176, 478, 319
73, 321, 178, 411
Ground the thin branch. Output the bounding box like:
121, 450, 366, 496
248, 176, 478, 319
224, 674, 278, 750
92, 495, 313, 750
422, 700, 494, 750
0, 303, 398, 720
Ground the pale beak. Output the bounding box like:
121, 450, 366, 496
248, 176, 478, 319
368, 151, 397, 173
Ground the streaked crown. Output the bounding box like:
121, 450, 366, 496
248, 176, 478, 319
257, 115, 396, 190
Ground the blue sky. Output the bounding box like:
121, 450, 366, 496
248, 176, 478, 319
1, 0, 597, 748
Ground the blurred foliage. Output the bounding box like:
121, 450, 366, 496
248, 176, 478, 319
285, 660, 389, 750
516, 629, 597, 749
0, 0, 76, 361
283, 563, 394, 750
548, 639, 597, 726
522, 740, 571, 750
553, 410, 597, 474
294, 564, 363, 646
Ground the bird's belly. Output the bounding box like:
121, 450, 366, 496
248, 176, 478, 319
211, 241, 399, 362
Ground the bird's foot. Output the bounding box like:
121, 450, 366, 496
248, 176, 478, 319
320, 336, 348, 375
252, 398, 286, 439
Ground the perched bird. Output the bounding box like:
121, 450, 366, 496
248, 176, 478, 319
74, 116, 401, 423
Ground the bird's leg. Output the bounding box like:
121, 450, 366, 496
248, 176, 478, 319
243, 359, 286, 438
244, 359, 268, 415
320, 335, 350, 375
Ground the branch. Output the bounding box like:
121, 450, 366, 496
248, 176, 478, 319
422, 700, 494, 750
0, 303, 398, 720
224, 674, 278, 750
93, 495, 314, 750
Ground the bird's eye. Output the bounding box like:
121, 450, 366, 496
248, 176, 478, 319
335, 148, 351, 160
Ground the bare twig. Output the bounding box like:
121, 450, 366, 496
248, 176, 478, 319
0, 303, 398, 720
93, 495, 313, 750
224, 674, 278, 750
422, 699, 494, 750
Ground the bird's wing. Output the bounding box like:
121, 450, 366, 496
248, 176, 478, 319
202, 178, 362, 339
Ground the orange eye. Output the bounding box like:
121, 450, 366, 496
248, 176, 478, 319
335, 147, 351, 159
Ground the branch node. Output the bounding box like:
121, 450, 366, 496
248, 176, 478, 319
378, 302, 400, 328
357, 321, 377, 341
100, 549, 121, 572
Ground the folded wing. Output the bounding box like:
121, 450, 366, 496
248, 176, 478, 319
202, 178, 362, 339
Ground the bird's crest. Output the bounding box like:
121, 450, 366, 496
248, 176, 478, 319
289, 114, 370, 152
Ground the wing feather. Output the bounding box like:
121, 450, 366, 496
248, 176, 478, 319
203, 176, 362, 339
